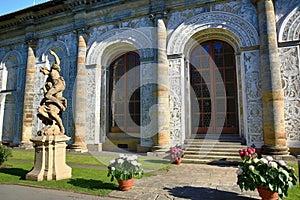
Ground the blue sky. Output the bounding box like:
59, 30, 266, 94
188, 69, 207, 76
0, 0, 51, 16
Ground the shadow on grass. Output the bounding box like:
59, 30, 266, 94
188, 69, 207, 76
68, 178, 117, 190
0, 167, 30, 180
164, 186, 258, 200
143, 159, 170, 164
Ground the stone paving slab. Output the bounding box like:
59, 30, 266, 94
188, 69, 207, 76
109, 164, 260, 200
1, 164, 261, 200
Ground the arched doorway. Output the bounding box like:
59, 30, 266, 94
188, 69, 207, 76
190, 40, 238, 134
109, 52, 140, 133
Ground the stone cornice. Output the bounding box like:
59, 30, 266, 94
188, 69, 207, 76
0, 0, 125, 29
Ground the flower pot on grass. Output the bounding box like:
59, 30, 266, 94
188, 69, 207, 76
107, 154, 143, 191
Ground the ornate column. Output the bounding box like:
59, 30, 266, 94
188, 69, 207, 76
253, 0, 288, 155
152, 15, 171, 151
70, 34, 88, 152
21, 46, 36, 148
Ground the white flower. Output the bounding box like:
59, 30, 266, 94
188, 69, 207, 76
289, 177, 293, 181
268, 161, 278, 168
278, 160, 286, 166
266, 156, 273, 161
118, 159, 124, 164
111, 167, 115, 171
253, 158, 259, 163
249, 165, 255, 171
109, 159, 115, 165
119, 154, 126, 158
260, 158, 268, 164
282, 169, 289, 176
131, 160, 138, 166
236, 167, 243, 175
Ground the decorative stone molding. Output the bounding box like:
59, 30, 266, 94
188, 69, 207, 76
87, 27, 153, 66
167, 11, 259, 55
278, 6, 300, 42
242, 50, 264, 147
275, 0, 300, 24
279, 46, 300, 147
213, 0, 258, 30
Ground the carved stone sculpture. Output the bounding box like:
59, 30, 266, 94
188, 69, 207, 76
26, 49, 71, 181
37, 50, 67, 135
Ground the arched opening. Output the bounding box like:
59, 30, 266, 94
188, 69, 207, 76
190, 40, 238, 134
109, 52, 140, 133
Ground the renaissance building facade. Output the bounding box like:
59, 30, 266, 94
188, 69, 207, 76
0, 0, 299, 154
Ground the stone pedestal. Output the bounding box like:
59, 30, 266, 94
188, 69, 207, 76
26, 135, 72, 181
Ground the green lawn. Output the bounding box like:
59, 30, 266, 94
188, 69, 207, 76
1, 149, 299, 199
0, 161, 117, 195
0, 149, 168, 196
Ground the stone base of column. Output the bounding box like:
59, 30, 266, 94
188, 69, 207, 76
69, 136, 88, 153
19, 141, 33, 149
261, 144, 289, 155
25, 135, 72, 181
146, 145, 170, 158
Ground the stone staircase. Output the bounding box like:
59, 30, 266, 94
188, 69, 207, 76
182, 134, 246, 165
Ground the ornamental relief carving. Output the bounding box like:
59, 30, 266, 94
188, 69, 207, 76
213, 0, 258, 31
167, 7, 206, 36
243, 51, 263, 143
280, 46, 300, 144
167, 11, 259, 55
86, 67, 96, 143
169, 58, 183, 142
275, 0, 300, 23
278, 4, 300, 42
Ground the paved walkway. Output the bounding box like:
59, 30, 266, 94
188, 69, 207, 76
1, 163, 260, 200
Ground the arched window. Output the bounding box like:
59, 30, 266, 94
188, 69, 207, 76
109, 52, 140, 133
190, 40, 238, 134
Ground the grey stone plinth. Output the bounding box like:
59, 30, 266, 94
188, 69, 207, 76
25, 135, 72, 181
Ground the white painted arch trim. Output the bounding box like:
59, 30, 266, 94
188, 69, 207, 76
87, 28, 153, 66
167, 11, 259, 55
1, 50, 24, 67
278, 7, 300, 42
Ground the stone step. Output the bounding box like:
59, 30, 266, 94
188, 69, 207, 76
181, 158, 240, 165
184, 147, 240, 152
184, 150, 239, 156
191, 134, 241, 139
184, 139, 242, 144
183, 144, 245, 149
184, 153, 240, 160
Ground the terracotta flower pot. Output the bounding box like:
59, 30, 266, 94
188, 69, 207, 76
173, 157, 182, 165
257, 186, 278, 200
118, 178, 134, 191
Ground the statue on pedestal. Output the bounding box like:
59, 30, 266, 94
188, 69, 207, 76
26, 49, 72, 181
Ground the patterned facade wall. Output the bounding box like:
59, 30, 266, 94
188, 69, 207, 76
1, 0, 300, 149
168, 57, 185, 146
280, 47, 300, 147
277, 0, 300, 148
242, 50, 263, 147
